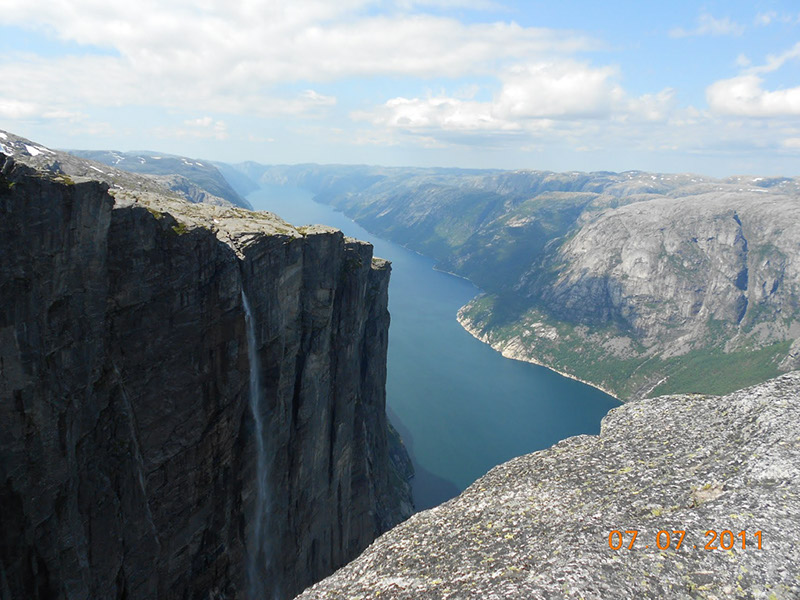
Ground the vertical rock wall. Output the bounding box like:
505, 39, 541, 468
0, 156, 411, 600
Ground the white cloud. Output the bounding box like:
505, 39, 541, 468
707, 74, 800, 117
0, 2, 593, 83
755, 11, 777, 26
394, 0, 504, 10
155, 117, 229, 141
355, 96, 519, 132
670, 13, 745, 38
182, 117, 229, 139
707, 42, 800, 117
0, 98, 40, 119
493, 62, 624, 119
748, 42, 800, 74
0, 0, 597, 126
782, 138, 800, 148
754, 11, 799, 26
354, 61, 676, 146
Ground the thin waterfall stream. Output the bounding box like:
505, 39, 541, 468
242, 291, 271, 599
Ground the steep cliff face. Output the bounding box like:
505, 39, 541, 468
0, 145, 411, 600
298, 371, 800, 600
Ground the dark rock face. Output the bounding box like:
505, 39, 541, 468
297, 371, 800, 600
0, 148, 411, 599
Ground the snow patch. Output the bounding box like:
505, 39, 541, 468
0, 143, 7, 155
0, 132, 7, 140
89, 166, 105, 174
24, 145, 42, 156
36, 146, 54, 154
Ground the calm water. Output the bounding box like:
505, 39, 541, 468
248, 185, 619, 509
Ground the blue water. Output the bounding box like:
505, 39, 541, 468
248, 185, 620, 510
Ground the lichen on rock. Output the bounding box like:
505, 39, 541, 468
297, 372, 800, 600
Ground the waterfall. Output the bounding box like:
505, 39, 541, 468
242, 290, 271, 599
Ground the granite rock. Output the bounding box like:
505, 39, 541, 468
297, 372, 800, 600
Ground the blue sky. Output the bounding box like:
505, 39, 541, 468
2, 0, 800, 175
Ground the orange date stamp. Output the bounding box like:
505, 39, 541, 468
608, 529, 763, 551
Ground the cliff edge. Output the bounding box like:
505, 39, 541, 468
297, 371, 800, 599
0, 135, 412, 600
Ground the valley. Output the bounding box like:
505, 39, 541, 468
230, 164, 800, 401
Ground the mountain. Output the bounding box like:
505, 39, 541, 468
230, 163, 800, 401
0, 132, 412, 599
67, 148, 252, 208
298, 371, 800, 600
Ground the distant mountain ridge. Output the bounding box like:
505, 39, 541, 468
229, 163, 800, 400
67, 148, 252, 208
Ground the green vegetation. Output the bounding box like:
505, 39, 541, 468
650, 340, 792, 397
54, 174, 75, 186
171, 222, 190, 235
145, 206, 164, 220
463, 298, 793, 401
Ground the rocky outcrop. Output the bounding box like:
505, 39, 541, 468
0, 139, 411, 599
297, 371, 800, 600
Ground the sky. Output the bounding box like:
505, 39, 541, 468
2, 0, 800, 176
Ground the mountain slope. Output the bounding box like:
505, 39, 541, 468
67, 148, 252, 208
232, 163, 800, 400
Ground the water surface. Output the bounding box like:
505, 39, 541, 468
248, 185, 620, 509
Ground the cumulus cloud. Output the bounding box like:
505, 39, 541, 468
669, 13, 745, 38
355, 60, 675, 142
707, 75, 800, 117
354, 96, 519, 132
707, 42, 800, 117
493, 62, 624, 119
0, 98, 40, 119
0, 1, 593, 101
0, 0, 607, 138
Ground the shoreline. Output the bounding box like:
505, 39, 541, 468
303, 187, 622, 401
456, 310, 623, 403
431, 265, 478, 285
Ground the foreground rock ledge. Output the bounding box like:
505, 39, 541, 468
297, 372, 800, 600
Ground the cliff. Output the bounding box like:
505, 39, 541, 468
0, 136, 412, 599
231, 164, 800, 400
297, 371, 800, 600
